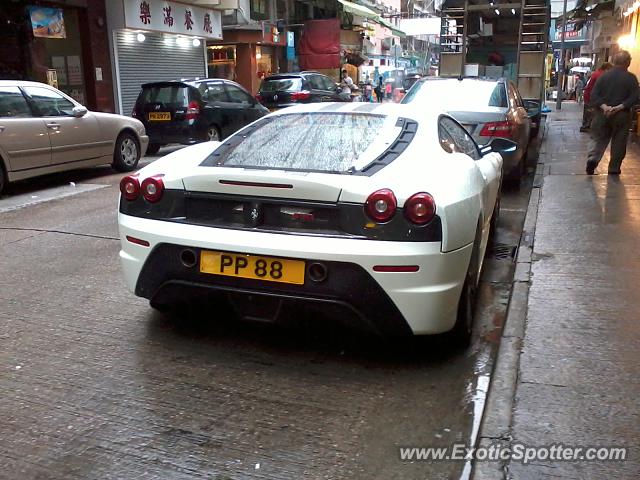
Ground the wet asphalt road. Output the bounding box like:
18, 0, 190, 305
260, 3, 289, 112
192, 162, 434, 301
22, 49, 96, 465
0, 143, 537, 480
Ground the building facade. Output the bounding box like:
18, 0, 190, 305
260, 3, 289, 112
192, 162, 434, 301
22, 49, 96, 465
0, 0, 114, 112
105, 0, 225, 115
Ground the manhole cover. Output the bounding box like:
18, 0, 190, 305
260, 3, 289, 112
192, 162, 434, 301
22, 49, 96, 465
488, 243, 517, 260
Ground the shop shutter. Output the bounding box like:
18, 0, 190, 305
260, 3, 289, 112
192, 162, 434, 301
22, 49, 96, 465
114, 30, 206, 115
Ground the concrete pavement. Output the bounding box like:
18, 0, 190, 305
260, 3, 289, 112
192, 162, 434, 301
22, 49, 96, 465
477, 101, 640, 479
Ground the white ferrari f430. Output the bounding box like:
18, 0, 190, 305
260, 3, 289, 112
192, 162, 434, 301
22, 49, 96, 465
118, 103, 514, 344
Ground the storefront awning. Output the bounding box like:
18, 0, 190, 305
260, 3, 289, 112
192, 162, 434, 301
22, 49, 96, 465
338, 0, 406, 37
377, 17, 406, 38
338, 0, 379, 20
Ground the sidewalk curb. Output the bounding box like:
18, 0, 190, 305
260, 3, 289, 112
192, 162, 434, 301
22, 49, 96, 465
470, 125, 546, 480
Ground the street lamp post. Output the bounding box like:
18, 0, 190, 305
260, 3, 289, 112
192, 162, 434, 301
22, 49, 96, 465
556, 0, 569, 110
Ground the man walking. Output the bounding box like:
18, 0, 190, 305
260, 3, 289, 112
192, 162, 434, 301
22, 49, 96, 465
580, 62, 612, 132
586, 51, 640, 175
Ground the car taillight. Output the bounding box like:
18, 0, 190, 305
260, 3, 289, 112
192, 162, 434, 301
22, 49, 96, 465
131, 106, 137, 118
140, 175, 165, 203
365, 189, 397, 223
119, 175, 140, 201
291, 90, 311, 101
479, 120, 513, 138
255, 93, 263, 102
185, 100, 200, 120
404, 192, 436, 225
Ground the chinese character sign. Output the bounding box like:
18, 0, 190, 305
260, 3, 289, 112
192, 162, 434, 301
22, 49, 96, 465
123, 0, 222, 39
184, 10, 194, 30
163, 6, 174, 27
203, 13, 212, 34
139, 1, 151, 25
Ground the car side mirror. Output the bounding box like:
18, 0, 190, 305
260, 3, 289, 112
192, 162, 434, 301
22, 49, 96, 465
72, 106, 88, 117
481, 138, 518, 156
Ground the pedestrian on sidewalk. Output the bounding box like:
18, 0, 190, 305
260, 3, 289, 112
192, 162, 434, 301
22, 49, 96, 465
574, 75, 585, 104
580, 62, 612, 132
586, 50, 640, 175
374, 75, 383, 103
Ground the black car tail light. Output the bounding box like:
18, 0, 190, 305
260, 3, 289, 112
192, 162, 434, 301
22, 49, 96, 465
291, 90, 311, 101
185, 101, 200, 120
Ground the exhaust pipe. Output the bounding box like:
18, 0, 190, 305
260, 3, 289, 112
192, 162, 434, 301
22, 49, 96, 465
180, 249, 198, 268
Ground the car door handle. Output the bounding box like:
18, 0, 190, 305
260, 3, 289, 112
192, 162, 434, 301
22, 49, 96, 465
0, 126, 4, 133
46, 123, 60, 131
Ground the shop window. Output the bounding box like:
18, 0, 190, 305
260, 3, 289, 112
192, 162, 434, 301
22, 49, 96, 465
27, 8, 87, 105
23, 86, 75, 117
207, 46, 237, 81
0, 87, 32, 118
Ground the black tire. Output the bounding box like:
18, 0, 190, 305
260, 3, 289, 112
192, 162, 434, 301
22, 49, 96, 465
450, 231, 481, 347
146, 143, 161, 156
504, 152, 526, 189
530, 114, 541, 139
112, 132, 140, 172
0, 159, 6, 196
206, 125, 221, 142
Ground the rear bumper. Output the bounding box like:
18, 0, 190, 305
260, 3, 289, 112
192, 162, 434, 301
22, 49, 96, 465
139, 135, 149, 156
144, 120, 207, 145
118, 214, 473, 336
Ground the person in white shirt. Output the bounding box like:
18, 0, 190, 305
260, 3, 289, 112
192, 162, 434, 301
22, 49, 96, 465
341, 69, 354, 94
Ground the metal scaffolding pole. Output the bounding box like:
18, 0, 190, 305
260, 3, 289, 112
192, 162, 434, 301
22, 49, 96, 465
556, 0, 568, 110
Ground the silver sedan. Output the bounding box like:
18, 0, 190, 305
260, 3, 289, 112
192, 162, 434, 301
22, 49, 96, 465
0, 80, 148, 194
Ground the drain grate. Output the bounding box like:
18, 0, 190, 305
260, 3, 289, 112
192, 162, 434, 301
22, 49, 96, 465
489, 243, 518, 260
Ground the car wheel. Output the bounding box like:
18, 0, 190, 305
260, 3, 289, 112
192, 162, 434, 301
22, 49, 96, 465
530, 114, 541, 138
450, 231, 481, 347
206, 125, 221, 142
113, 132, 140, 172
146, 143, 161, 156
504, 152, 525, 189
0, 160, 6, 195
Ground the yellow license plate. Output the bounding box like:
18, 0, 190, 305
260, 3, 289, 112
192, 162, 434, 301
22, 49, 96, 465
200, 251, 305, 285
148, 112, 171, 121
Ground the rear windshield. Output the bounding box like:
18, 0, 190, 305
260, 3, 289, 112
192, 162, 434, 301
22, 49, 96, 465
402, 80, 507, 109
259, 77, 303, 92
218, 113, 396, 173
140, 85, 190, 107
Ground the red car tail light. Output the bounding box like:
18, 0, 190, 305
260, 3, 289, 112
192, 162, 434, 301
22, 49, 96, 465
255, 93, 263, 102
131, 106, 138, 118
365, 189, 397, 223
404, 193, 436, 225
291, 90, 311, 101
479, 120, 513, 138
119, 175, 140, 201
140, 175, 165, 203
185, 100, 200, 120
